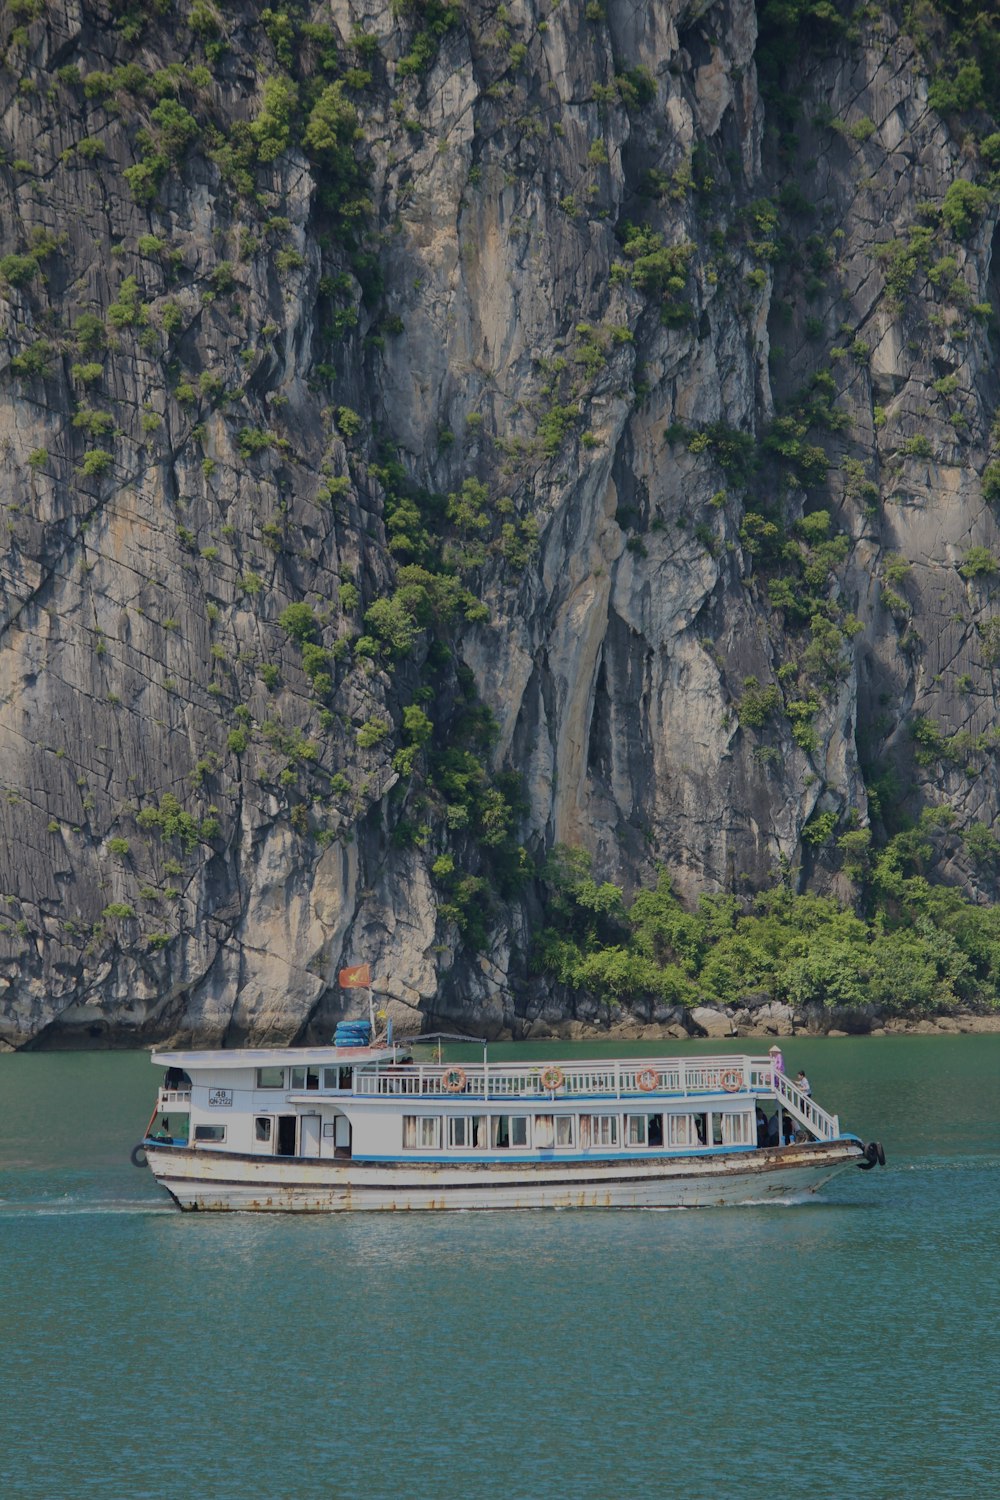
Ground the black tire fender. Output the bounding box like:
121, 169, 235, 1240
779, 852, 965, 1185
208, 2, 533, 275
130, 1143, 147, 1169
876, 1141, 886, 1167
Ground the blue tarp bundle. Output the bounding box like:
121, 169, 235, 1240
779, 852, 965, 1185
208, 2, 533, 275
335, 1020, 372, 1047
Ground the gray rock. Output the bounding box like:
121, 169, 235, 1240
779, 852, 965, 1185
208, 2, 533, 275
0, 2, 996, 1046
689, 1006, 735, 1038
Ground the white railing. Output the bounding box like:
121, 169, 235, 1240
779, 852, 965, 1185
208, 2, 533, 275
770, 1071, 840, 1141
158, 1088, 192, 1108
353, 1055, 763, 1101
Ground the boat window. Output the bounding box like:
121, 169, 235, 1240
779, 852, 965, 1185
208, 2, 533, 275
256, 1067, 284, 1089
322, 1067, 353, 1090
534, 1114, 555, 1148
647, 1114, 663, 1147
403, 1116, 441, 1149
667, 1115, 693, 1147
587, 1115, 618, 1147
290, 1066, 320, 1090
448, 1116, 486, 1148
711, 1114, 724, 1146
493, 1115, 528, 1148
626, 1115, 647, 1146
194, 1124, 226, 1142
722, 1112, 752, 1145
255, 1117, 272, 1142
555, 1116, 575, 1147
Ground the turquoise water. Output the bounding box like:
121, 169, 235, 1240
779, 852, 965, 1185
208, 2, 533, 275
0, 1037, 996, 1500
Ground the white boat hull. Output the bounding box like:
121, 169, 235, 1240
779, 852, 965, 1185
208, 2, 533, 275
144, 1139, 864, 1212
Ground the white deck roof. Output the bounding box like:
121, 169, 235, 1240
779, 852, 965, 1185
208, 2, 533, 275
151, 1046, 401, 1069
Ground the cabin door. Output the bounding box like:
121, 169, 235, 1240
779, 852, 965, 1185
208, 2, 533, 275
299, 1114, 321, 1158
276, 1115, 297, 1155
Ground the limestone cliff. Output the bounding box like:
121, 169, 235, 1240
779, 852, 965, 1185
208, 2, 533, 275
0, 0, 997, 1045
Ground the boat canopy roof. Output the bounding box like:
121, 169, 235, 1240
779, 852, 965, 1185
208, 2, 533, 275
151, 1046, 402, 1070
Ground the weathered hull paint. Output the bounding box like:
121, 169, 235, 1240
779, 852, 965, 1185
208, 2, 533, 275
145, 1140, 863, 1212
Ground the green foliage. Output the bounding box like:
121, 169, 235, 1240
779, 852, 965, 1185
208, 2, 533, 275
336, 406, 363, 438
612, 224, 695, 325
71, 361, 103, 385
11, 340, 53, 378
982, 462, 1000, 504
106, 837, 131, 857
150, 97, 200, 159
875, 224, 935, 307
0, 253, 38, 288
303, 82, 359, 179
832, 115, 876, 143
102, 903, 136, 920
73, 407, 115, 439
755, 0, 848, 106
395, 0, 462, 77
251, 75, 298, 162
364, 594, 419, 655
928, 57, 985, 115
238, 428, 273, 458
137, 792, 218, 851
940, 178, 992, 240
537, 403, 580, 455
278, 602, 319, 642
124, 158, 167, 205
964, 821, 1000, 869
80, 449, 114, 477
535, 832, 1000, 1015
107, 276, 148, 328
393, 704, 434, 774
958, 545, 997, 580
801, 809, 837, 846
356, 716, 390, 749
737, 677, 780, 729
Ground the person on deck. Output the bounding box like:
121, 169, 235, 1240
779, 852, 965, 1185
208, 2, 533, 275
755, 1104, 769, 1147
768, 1045, 784, 1080
795, 1070, 811, 1097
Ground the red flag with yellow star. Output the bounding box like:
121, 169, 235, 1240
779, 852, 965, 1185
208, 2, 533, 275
338, 963, 371, 988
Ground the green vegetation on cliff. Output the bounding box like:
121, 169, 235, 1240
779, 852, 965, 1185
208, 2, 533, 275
537, 818, 1000, 1015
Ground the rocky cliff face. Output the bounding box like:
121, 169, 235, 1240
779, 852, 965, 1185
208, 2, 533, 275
0, 0, 997, 1046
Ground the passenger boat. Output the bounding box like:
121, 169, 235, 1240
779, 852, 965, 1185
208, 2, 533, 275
132, 1041, 884, 1211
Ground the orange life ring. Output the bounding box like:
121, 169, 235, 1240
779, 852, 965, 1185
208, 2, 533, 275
637, 1067, 660, 1092
442, 1067, 467, 1093
540, 1065, 564, 1091
720, 1068, 742, 1093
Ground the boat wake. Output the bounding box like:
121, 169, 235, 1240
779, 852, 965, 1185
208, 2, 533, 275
0, 1197, 173, 1217
736, 1191, 819, 1207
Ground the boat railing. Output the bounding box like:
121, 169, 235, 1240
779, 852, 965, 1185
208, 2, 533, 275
354, 1056, 774, 1101
770, 1071, 840, 1141
158, 1088, 192, 1108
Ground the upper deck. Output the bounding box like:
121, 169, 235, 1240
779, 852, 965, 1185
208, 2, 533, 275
353, 1054, 773, 1099
151, 1049, 835, 1135
152, 1045, 399, 1070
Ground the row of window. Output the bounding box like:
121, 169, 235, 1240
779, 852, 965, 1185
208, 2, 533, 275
402, 1111, 754, 1151
258, 1066, 352, 1090
191, 1111, 755, 1150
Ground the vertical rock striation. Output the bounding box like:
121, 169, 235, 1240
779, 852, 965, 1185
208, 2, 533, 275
0, 0, 997, 1045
